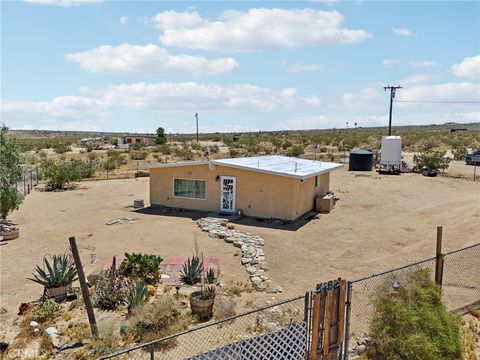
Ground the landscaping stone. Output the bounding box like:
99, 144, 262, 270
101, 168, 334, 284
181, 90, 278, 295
197, 217, 271, 292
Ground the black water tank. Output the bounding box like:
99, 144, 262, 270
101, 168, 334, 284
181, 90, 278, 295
349, 150, 373, 171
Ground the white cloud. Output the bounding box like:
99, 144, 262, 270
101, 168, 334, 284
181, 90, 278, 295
397, 82, 480, 103
409, 60, 438, 67
382, 59, 401, 68
1, 81, 319, 126
101, 82, 317, 111
24, 0, 102, 7
66, 44, 239, 76
340, 87, 382, 109
153, 8, 371, 52
400, 73, 440, 86
392, 27, 413, 37
452, 55, 480, 79
120, 16, 129, 26
281, 62, 324, 73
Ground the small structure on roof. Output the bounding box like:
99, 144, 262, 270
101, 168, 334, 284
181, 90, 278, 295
144, 155, 343, 221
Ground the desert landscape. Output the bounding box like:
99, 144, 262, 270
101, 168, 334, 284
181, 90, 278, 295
1, 161, 479, 344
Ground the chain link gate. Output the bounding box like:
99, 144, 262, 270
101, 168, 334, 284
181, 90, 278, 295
306, 279, 347, 360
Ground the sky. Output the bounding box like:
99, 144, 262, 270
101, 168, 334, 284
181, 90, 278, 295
1, 0, 479, 134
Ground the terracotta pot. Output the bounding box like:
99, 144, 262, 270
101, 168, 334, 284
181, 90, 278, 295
45, 284, 71, 300
1, 229, 19, 240
189, 291, 215, 320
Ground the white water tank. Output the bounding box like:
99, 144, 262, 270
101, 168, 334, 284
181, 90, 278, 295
380, 136, 402, 166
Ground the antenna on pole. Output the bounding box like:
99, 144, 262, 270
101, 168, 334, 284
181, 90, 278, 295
384, 85, 402, 136
195, 113, 199, 143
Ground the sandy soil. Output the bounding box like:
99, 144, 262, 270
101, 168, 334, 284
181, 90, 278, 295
1, 167, 479, 341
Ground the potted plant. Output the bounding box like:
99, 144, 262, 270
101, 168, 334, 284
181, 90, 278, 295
28, 254, 78, 300
180, 255, 216, 320
189, 285, 216, 320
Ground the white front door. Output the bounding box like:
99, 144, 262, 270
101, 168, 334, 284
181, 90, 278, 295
220, 176, 236, 213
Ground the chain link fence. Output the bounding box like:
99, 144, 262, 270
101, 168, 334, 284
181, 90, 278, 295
442, 243, 480, 311
345, 242, 480, 351
99, 296, 306, 360
16, 168, 38, 196
97, 243, 479, 360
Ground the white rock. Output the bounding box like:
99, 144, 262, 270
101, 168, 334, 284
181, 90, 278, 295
246, 266, 256, 275
276, 286, 283, 293
241, 258, 251, 265
45, 327, 59, 335
30, 321, 39, 328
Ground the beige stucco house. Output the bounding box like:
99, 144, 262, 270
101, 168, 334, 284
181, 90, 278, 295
145, 155, 343, 221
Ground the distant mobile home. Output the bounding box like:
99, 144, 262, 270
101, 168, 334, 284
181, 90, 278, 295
145, 155, 343, 221
117, 135, 156, 149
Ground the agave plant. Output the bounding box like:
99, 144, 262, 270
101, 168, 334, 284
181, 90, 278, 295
206, 267, 216, 284
179, 256, 203, 286
29, 254, 78, 288
126, 281, 150, 312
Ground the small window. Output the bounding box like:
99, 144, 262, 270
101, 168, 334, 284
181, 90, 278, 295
136, 139, 141, 144
174, 179, 206, 200
315, 175, 320, 187
126, 138, 132, 144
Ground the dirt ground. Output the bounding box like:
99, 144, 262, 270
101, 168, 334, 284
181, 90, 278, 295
1, 165, 479, 342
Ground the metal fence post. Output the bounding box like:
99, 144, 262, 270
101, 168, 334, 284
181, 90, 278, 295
343, 282, 352, 360
435, 226, 444, 287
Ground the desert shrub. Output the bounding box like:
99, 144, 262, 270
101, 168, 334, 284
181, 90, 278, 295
370, 268, 461, 360
129, 150, 148, 160
209, 144, 219, 154
53, 142, 71, 154
40, 159, 82, 190
94, 270, 128, 310
190, 142, 203, 151
127, 295, 186, 347
32, 299, 62, 323
229, 148, 239, 157
281, 140, 293, 150
157, 144, 172, 155
22, 152, 38, 165
213, 296, 237, 320
173, 147, 194, 160
40, 158, 96, 189
118, 253, 163, 285
413, 150, 452, 172
451, 145, 467, 160
103, 150, 126, 171
287, 145, 304, 157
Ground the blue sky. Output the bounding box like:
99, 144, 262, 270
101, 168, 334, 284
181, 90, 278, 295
1, 0, 479, 133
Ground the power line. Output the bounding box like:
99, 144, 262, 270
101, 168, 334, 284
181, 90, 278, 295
394, 100, 480, 104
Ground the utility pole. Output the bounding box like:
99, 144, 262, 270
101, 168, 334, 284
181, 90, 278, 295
384, 85, 402, 136
195, 113, 199, 143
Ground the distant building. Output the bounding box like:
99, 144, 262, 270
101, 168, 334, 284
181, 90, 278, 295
450, 128, 468, 133
117, 135, 156, 149
80, 137, 107, 147
144, 155, 342, 221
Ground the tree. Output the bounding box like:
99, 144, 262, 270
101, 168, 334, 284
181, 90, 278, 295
0, 125, 24, 221
155, 127, 167, 145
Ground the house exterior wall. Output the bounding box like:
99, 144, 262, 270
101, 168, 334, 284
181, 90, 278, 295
120, 136, 156, 147
149, 163, 331, 221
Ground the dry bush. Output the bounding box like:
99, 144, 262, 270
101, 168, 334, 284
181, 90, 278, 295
223, 280, 253, 297
126, 295, 194, 349
461, 318, 479, 360
213, 296, 237, 320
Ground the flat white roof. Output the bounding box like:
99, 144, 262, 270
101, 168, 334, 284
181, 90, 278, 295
144, 155, 343, 180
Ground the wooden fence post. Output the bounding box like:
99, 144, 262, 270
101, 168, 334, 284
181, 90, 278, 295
435, 226, 444, 287
69, 236, 98, 337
